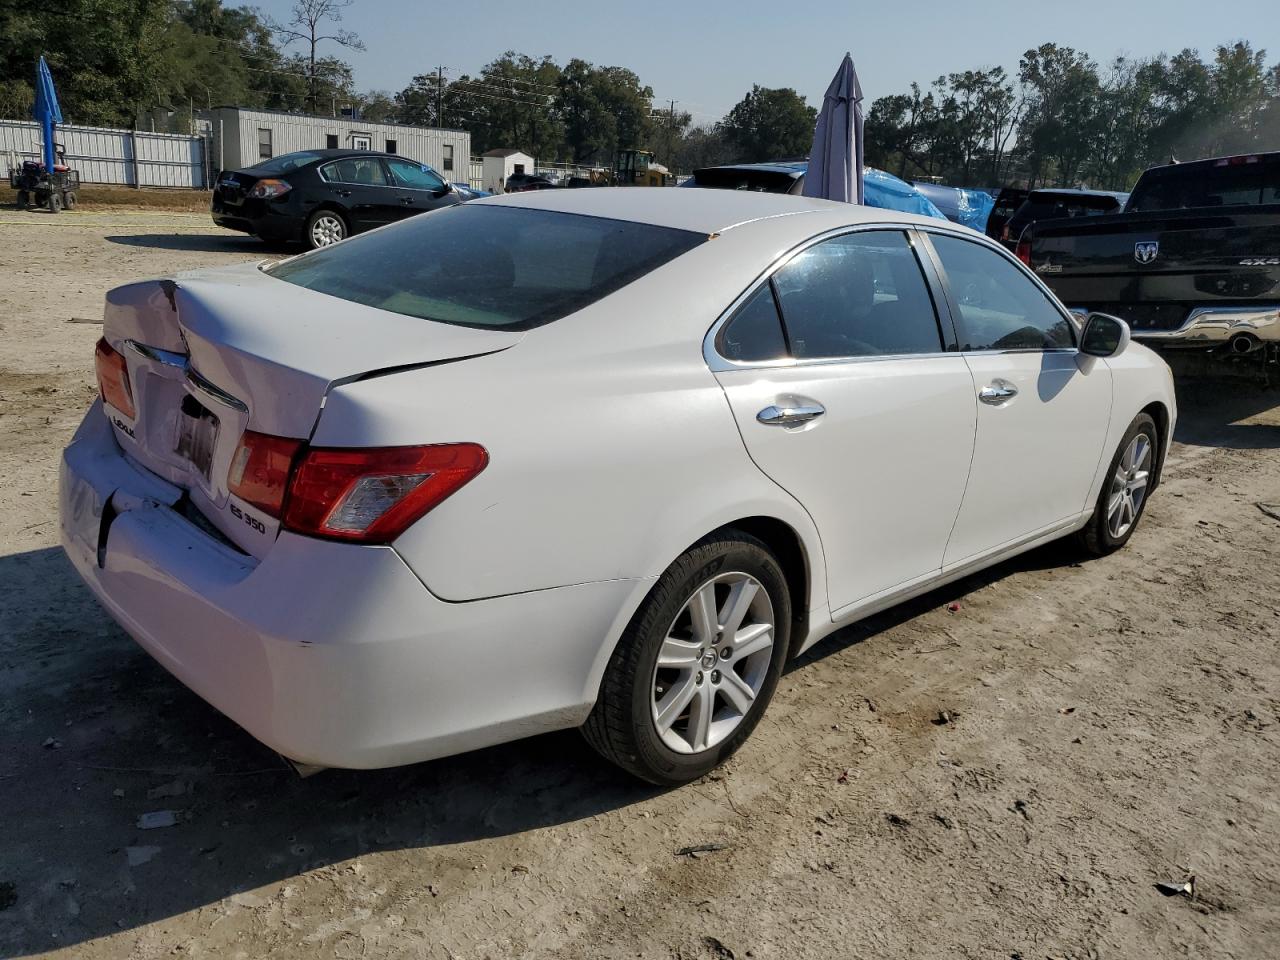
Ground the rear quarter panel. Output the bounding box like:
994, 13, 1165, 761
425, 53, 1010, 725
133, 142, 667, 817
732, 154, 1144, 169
312, 225, 831, 608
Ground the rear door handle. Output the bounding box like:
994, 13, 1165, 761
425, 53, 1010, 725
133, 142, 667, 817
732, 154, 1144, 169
757, 401, 825, 427
400, 196, 415, 204
979, 379, 1018, 404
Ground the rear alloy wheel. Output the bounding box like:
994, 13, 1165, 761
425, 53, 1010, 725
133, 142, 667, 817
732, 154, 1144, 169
306, 210, 347, 249
1079, 412, 1158, 555
583, 531, 790, 785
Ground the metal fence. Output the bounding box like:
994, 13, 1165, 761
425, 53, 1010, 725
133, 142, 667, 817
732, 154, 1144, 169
0, 119, 209, 188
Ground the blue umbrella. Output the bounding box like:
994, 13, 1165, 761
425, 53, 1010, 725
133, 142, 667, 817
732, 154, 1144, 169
802, 53, 864, 204
33, 55, 63, 172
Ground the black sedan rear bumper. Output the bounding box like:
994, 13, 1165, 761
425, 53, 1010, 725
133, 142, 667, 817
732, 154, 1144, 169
210, 193, 303, 243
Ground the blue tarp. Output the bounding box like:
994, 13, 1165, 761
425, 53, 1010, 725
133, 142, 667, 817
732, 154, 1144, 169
33, 56, 62, 171
910, 182, 995, 231
862, 167, 948, 221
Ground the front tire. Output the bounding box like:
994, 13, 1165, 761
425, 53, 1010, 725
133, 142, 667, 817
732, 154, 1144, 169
582, 531, 791, 785
305, 209, 348, 249
1078, 412, 1158, 556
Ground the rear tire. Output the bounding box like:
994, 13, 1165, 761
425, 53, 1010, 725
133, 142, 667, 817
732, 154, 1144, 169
63, 191, 77, 210
305, 209, 347, 249
1077, 413, 1158, 556
47, 190, 62, 214
582, 531, 791, 785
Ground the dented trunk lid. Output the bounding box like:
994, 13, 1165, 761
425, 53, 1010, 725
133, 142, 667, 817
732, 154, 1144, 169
99, 261, 522, 557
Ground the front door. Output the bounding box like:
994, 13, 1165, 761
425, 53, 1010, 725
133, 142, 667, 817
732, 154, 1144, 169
923, 232, 1114, 566
714, 229, 977, 616
384, 158, 456, 221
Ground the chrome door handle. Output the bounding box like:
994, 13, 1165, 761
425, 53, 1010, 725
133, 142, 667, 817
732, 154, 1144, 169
978, 379, 1018, 404
757, 402, 825, 426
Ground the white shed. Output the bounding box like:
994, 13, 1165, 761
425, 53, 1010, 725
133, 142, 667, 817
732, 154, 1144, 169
482, 148, 535, 194
207, 107, 471, 183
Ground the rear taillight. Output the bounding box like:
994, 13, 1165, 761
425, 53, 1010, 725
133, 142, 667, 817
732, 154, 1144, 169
94, 338, 136, 419
228, 430, 303, 515
1015, 236, 1031, 266
247, 178, 292, 200
281, 443, 487, 544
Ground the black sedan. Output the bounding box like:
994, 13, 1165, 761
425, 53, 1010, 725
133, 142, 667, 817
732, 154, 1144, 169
212, 149, 465, 248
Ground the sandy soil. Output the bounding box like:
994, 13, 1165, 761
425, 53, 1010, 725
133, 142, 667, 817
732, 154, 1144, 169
1, 208, 1278, 960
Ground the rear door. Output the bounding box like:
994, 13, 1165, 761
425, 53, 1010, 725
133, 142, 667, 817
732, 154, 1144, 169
713, 228, 977, 617
318, 157, 395, 231
384, 157, 458, 220
922, 231, 1113, 567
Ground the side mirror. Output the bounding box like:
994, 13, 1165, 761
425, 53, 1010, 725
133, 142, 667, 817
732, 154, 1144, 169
1080, 312, 1131, 358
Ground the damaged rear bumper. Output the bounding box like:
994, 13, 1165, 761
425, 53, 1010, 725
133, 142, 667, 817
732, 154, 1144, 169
59, 403, 638, 768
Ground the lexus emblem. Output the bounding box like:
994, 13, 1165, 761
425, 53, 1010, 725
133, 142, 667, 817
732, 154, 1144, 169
1135, 241, 1159, 264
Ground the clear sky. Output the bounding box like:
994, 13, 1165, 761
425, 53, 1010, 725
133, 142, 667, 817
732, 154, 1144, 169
249, 0, 1280, 122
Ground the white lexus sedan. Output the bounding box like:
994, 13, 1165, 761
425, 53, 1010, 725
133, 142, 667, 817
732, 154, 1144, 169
60, 188, 1175, 785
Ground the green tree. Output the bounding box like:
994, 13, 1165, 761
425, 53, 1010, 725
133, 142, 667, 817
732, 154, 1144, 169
720, 85, 817, 162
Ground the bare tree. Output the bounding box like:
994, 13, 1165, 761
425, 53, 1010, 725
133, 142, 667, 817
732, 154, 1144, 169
271, 0, 365, 114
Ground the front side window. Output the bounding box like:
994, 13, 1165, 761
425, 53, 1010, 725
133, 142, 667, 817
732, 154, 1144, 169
319, 157, 389, 186
771, 230, 943, 359
930, 233, 1075, 351
387, 158, 446, 191
269, 205, 706, 330
257, 128, 272, 160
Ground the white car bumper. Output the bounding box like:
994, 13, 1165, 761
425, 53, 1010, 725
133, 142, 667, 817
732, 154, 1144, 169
59, 402, 645, 769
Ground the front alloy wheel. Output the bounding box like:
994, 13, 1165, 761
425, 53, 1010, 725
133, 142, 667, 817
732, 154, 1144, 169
583, 531, 790, 785
1079, 412, 1158, 555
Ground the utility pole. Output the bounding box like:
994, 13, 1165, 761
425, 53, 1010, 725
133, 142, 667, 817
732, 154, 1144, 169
436, 65, 445, 128
668, 100, 677, 165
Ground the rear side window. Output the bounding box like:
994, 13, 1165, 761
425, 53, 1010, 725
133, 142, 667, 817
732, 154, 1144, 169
720, 285, 788, 362
269, 205, 706, 330
771, 230, 943, 359
320, 157, 389, 186
930, 234, 1075, 351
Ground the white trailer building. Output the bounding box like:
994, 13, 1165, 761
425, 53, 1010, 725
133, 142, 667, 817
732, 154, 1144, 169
207, 107, 471, 183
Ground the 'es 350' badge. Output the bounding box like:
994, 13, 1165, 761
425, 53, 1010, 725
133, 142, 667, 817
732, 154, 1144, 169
1134, 241, 1159, 264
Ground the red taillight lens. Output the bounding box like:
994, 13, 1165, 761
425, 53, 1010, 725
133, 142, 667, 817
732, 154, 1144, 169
228, 430, 303, 516
1015, 237, 1031, 266
282, 443, 488, 544
247, 178, 292, 200
94, 338, 136, 419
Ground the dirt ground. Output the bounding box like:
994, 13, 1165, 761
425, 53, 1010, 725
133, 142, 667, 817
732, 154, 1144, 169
3, 185, 213, 214
1, 207, 1278, 960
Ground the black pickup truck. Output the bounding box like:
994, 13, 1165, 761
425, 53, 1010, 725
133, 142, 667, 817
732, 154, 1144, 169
1023, 152, 1280, 381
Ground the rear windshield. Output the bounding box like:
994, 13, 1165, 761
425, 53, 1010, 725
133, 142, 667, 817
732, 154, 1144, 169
247, 151, 328, 174
689, 168, 798, 193
1128, 162, 1280, 211
268, 204, 707, 330
1016, 195, 1121, 221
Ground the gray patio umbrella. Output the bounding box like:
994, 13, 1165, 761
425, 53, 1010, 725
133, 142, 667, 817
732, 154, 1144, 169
802, 53, 864, 203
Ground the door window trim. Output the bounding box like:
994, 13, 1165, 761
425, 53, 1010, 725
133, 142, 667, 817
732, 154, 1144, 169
915, 227, 1080, 354
705, 222, 961, 372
